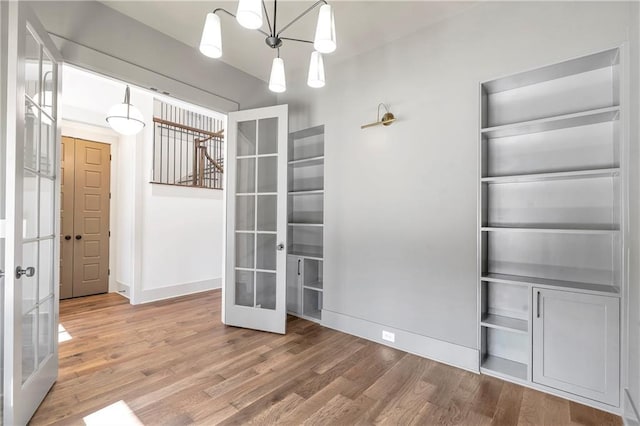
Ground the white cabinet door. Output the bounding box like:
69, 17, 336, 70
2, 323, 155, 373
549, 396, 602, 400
533, 288, 619, 405
2, 2, 62, 424
223, 105, 288, 334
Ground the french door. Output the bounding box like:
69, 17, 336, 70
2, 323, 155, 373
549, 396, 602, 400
1, 2, 62, 424
224, 105, 288, 334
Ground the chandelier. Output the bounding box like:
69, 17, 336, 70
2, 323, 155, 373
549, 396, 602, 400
199, 0, 336, 93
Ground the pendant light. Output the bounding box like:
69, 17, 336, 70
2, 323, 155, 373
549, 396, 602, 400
313, 4, 336, 54
269, 57, 286, 93
307, 51, 325, 88
106, 86, 145, 136
236, 0, 263, 30
199, 12, 223, 58
199, 1, 337, 93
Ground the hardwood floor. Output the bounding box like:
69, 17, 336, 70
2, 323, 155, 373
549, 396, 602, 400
31, 290, 621, 425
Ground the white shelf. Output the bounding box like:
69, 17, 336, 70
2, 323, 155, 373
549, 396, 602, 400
288, 223, 324, 227
289, 245, 323, 260
481, 106, 619, 139
288, 189, 324, 196
481, 314, 527, 334
481, 273, 619, 296
288, 156, 324, 167
481, 355, 528, 381
481, 168, 620, 184
481, 226, 618, 235
303, 283, 323, 292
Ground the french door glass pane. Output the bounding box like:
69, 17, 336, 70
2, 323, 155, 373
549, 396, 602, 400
38, 298, 53, 365
22, 242, 38, 312
23, 170, 38, 239
235, 270, 254, 307
22, 309, 37, 383
235, 233, 254, 268
256, 272, 276, 310
38, 239, 53, 300
24, 30, 40, 100
40, 119, 55, 175
258, 118, 278, 155
41, 51, 54, 117
257, 157, 277, 193
39, 177, 54, 237
256, 234, 276, 271
256, 195, 276, 232
237, 120, 256, 156
236, 158, 255, 193
235, 196, 255, 231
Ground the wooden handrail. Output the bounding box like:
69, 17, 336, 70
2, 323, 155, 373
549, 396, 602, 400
199, 145, 224, 173
153, 117, 225, 139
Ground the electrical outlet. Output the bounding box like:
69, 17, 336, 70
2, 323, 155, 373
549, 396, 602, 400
382, 330, 395, 343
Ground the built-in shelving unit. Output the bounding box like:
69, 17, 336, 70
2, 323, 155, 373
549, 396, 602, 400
287, 125, 325, 322
478, 47, 623, 403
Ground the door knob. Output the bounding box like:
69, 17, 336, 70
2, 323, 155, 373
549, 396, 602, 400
276, 243, 285, 251
65, 235, 71, 240
75, 235, 82, 240
16, 266, 35, 278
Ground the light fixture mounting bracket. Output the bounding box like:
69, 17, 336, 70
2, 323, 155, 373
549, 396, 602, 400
265, 36, 283, 49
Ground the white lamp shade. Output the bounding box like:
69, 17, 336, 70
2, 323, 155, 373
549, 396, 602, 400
269, 57, 286, 93
236, 0, 263, 29
314, 4, 336, 54
307, 51, 325, 88
106, 103, 145, 136
200, 13, 223, 58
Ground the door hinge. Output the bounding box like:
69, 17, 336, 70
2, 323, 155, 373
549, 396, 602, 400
108, 269, 111, 276
108, 230, 111, 237
110, 154, 112, 161
109, 192, 112, 199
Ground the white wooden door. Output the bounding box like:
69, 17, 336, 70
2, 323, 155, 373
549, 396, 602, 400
224, 105, 288, 334
533, 288, 619, 405
1, 2, 62, 424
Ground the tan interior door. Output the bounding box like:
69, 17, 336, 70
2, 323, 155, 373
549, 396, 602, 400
59, 137, 110, 298
60, 136, 75, 299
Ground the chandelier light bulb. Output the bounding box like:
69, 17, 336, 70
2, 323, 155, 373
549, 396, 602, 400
307, 51, 325, 88
200, 13, 223, 58
314, 4, 336, 54
269, 57, 287, 93
236, 0, 263, 30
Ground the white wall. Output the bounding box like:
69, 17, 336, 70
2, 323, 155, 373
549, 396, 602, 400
281, 1, 637, 373
60, 65, 225, 303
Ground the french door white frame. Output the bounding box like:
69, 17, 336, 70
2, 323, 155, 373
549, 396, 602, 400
223, 104, 288, 334
2, 2, 62, 424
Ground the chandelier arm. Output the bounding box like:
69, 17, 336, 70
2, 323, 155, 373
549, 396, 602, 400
262, 0, 273, 36
276, 0, 328, 38
213, 8, 270, 37
280, 37, 314, 45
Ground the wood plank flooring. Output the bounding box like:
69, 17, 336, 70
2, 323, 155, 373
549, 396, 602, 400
30, 290, 622, 425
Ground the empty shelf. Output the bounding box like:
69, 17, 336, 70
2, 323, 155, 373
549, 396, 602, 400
481, 168, 620, 184
481, 314, 527, 334
481, 273, 619, 295
289, 245, 323, 260
481, 106, 619, 139
288, 223, 324, 227
288, 190, 324, 196
481, 226, 618, 235
303, 283, 323, 291
288, 156, 324, 167
481, 355, 527, 381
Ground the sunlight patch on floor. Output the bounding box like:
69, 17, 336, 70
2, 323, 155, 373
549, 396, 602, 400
58, 324, 72, 343
83, 400, 143, 426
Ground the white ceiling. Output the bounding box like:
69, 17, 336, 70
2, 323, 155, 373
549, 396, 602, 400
101, 1, 477, 82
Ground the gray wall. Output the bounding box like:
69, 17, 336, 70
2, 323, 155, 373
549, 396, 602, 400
281, 1, 637, 353
626, 2, 640, 423
29, 1, 275, 112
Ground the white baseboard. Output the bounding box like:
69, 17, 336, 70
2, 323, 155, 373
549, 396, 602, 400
321, 309, 479, 373
625, 389, 640, 426
114, 281, 131, 299
134, 278, 221, 304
